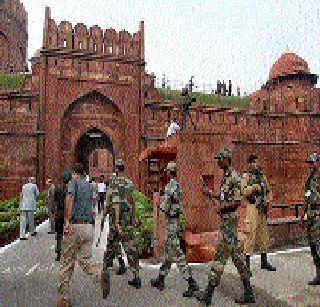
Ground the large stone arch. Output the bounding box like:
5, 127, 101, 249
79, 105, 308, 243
74, 127, 114, 174
60, 90, 125, 175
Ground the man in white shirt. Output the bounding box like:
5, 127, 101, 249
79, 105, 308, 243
166, 117, 181, 138
98, 175, 107, 214
19, 177, 40, 240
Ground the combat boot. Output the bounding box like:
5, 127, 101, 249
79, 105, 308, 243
308, 265, 320, 285
128, 277, 142, 289
116, 257, 126, 275
101, 268, 111, 299
235, 279, 255, 305
195, 280, 216, 306
261, 253, 276, 271
183, 277, 199, 297
150, 274, 165, 291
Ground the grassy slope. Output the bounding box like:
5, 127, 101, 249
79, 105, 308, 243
0, 74, 26, 90
157, 88, 250, 108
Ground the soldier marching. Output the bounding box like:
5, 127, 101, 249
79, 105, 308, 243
100, 159, 141, 299
302, 153, 320, 285
195, 148, 255, 305
150, 161, 199, 297
54, 149, 320, 306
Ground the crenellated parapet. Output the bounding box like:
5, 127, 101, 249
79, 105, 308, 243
42, 7, 144, 61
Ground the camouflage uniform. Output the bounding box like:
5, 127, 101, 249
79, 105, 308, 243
151, 161, 199, 297
158, 178, 192, 279
112, 171, 140, 281
102, 160, 140, 298
196, 148, 254, 305
102, 173, 123, 267
208, 166, 250, 285
304, 153, 320, 285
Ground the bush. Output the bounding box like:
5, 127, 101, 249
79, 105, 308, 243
133, 190, 154, 255
132, 190, 187, 256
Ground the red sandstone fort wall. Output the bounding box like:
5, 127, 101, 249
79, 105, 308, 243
0, 0, 28, 73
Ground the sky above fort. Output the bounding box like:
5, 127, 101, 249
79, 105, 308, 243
21, 0, 320, 95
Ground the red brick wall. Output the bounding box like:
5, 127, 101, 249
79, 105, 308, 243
0, 0, 28, 73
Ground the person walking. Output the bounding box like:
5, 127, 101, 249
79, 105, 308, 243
101, 159, 141, 299
90, 177, 99, 214
53, 170, 72, 261
241, 154, 276, 273
302, 153, 320, 285
19, 177, 39, 240
195, 148, 255, 305
98, 175, 107, 214
57, 163, 103, 307
150, 161, 199, 298
46, 178, 56, 234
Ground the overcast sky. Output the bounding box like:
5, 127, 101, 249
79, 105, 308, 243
21, 0, 320, 94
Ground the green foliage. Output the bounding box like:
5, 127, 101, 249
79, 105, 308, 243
157, 88, 250, 108
133, 190, 154, 255
0, 73, 26, 90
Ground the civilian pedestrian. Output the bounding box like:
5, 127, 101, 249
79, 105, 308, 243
19, 177, 39, 240
57, 163, 103, 307
53, 170, 72, 261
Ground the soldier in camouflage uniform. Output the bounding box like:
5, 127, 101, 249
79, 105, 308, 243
242, 154, 276, 273
150, 161, 199, 298
195, 148, 255, 305
101, 159, 141, 299
303, 153, 320, 285
99, 175, 126, 276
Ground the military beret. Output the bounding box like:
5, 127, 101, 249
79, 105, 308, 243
306, 153, 319, 163
214, 147, 232, 160
166, 161, 176, 172
115, 159, 124, 167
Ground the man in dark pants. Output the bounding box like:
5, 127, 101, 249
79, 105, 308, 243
53, 170, 72, 261
302, 153, 320, 285
98, 175, 107, 214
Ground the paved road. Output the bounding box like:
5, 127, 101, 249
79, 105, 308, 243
1, 213, 320, 307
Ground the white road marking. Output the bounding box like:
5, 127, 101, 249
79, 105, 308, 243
0, 219, 49, 254
26, 263, 39, 276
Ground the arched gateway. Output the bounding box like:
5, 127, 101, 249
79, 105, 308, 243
36, 8, 150, 191
59, 90, 124, 180
74, 127, 114, 175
